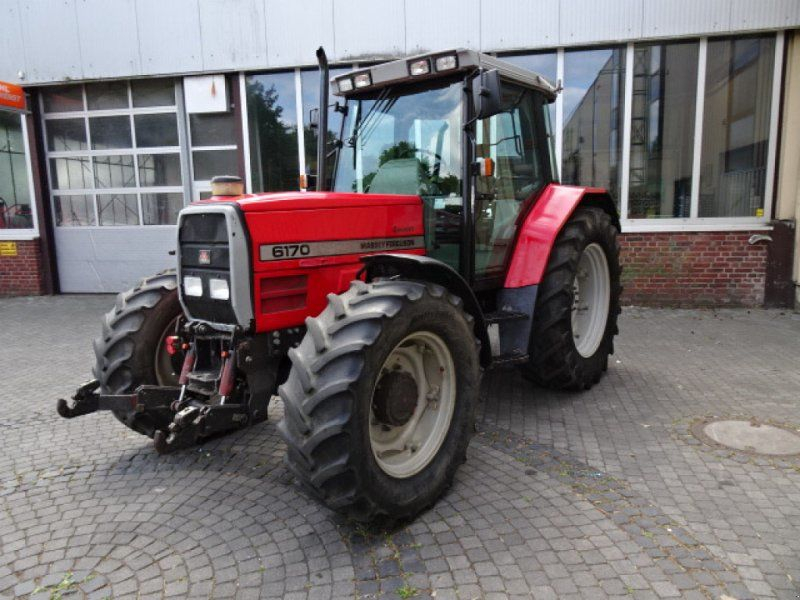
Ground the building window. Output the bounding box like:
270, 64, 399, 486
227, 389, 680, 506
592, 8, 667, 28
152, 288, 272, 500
628, 41, 698, 219
699, 36, 775, 218
41, 80, 185, 226
301, 67, 350, 189
0, 113, 34, 230
246, 72, 300, 192
562, 47, 626, 207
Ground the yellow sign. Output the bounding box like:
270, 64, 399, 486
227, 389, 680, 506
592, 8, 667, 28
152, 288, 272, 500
755, 208, 764, 217
0, 242, 18, 256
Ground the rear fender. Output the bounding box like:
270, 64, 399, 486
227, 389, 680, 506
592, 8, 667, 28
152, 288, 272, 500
361, 254, 491, 367
505, 184, 619, 288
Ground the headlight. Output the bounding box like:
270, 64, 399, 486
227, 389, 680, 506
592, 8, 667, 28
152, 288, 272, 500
337, 77, 354, 92
183, 276, 203, 297
209, 278, 230, 300
435, 54, 458, 71
354, 72, 372, 88
408, 58, 430, 76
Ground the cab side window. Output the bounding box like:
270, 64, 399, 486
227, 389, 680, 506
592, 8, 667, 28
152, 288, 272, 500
474, 84, 543, 278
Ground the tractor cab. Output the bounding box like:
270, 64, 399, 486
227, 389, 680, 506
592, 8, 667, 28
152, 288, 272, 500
323, 49, 559, 291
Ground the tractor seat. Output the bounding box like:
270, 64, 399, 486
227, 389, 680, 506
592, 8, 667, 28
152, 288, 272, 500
369, 159, 427, 195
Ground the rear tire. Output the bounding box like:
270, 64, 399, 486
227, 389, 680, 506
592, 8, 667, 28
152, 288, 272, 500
93, 270, 183, 437
523, 206, 621, 390
278, 280, 481, 522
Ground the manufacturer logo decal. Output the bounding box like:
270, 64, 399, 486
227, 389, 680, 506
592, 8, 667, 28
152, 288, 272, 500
198, 249, 211, 265
260, 236, 425, 262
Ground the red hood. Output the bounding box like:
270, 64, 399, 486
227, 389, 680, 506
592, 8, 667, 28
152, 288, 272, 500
196, 191, 421, 212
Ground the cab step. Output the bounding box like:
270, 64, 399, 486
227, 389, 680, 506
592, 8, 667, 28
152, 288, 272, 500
490, 351, 529, 368
485, 309, 529, 325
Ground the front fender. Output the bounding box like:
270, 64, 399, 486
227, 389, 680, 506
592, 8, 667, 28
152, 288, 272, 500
361, 254, 491, 367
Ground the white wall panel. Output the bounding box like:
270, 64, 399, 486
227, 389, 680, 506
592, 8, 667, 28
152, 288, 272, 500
75, 0, 140, 79
0, 2, 24, 83
55, 228, 176, 293
730, 0, 800, 31
264, 0, 335, 67
199, 0, 268, 71
480, 0, 559, 51
332, 0, 405, 60
642, 0, 731, 38
18, 0, 82, 82
135, 0, 203, 75
405, 0, 480, 55
560, 0, 643, 46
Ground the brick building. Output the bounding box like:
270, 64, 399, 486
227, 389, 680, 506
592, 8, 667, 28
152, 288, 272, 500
0, 1, 799, 308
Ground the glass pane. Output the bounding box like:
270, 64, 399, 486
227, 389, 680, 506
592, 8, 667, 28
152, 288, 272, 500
563, 47, 626, 206
699, 36, 775, 217
142, 192, 183, 225
474, 84, 543, 277
97, 193, 139, 225
0, 114, 33, 229
192, 149, 239, 181
42, 86, 83, 112
90, 116, 132, 149
301, 67, 350, 188
501, 52, 557, 125
94, 154, 136, 188
50, 157, 92, 190
189, 112, 237, 146
138, 153, 182, 186
54, 194, 95, 226
628, 42, 698, 219
86, 81, 129, 110
46, 119, 87, 152
246, 72, 299, 191
333, 81, 464, 270
132, 79, 175, 107
134, 113, 179, 147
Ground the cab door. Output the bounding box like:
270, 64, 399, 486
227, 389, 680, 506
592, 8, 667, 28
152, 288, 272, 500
472, 83, 551, 288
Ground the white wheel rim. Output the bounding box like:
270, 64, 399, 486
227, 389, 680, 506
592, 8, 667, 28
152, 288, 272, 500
369, 331, 456, 479
571, 243, 611, 358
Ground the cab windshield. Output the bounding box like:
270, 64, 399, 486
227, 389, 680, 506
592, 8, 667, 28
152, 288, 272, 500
333, 81, 463, 201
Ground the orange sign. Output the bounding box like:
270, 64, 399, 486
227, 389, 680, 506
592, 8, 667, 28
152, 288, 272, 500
0, 81, 25, 112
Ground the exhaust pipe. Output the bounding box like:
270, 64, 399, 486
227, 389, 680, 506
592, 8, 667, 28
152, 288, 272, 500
316, 47, 330, 192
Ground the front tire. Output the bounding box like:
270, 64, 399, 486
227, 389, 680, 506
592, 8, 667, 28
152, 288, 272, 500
92, 270, 184, 437
278, 280, 481, 522
524, 206, 621, 390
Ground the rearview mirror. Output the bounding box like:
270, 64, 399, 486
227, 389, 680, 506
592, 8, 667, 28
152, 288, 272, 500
472, 69, 502, 120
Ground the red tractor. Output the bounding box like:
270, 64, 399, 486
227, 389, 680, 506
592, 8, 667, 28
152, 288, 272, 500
58, 49, 621, 521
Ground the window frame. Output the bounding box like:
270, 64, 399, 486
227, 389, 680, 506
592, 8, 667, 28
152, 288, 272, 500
0, 111, 40, 240
40, 80, 186, 228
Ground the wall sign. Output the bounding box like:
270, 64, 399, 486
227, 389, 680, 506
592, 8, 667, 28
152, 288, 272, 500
0, 81, 25, 112
0, 242, 18, 256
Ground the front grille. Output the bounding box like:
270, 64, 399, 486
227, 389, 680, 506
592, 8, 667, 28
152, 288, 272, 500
179, 213, 238, 325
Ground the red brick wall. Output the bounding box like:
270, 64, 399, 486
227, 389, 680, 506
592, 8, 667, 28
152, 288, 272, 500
619, 231, 768, 307
0, 239, 45, 296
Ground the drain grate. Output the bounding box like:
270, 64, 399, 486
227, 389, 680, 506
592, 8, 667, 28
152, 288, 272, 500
691, 418, 800, 457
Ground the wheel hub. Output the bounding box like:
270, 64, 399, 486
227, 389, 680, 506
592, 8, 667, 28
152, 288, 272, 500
373, 370, 419, 427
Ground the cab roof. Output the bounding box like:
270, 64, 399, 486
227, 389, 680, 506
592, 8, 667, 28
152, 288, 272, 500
331, 48, 558, 102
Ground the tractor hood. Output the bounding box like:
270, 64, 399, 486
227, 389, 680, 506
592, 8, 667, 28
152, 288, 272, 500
196, 190, 422, 212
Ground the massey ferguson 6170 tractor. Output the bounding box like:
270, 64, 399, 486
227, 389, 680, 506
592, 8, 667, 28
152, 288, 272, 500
58, 48, 621, 521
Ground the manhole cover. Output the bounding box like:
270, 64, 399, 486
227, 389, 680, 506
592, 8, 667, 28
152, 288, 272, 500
692, 419, 800, 456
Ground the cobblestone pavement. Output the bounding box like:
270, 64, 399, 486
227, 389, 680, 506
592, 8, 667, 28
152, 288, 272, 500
1, 295, 799, 599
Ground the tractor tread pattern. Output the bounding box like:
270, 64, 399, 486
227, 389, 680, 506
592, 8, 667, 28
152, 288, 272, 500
524, 207, 622, 390
92, 270, 178, 436
278, 279, 477, 522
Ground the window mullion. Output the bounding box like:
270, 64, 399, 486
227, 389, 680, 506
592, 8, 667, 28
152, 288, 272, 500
555, 48, 564, 176
620, 43, 634, 221
239, 73, 252, 194
763, 30, 785, 221
294, 68, 306, 190
690, 38, 708, 221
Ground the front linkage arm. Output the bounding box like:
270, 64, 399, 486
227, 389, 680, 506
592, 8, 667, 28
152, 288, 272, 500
57, 381, 179, 421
